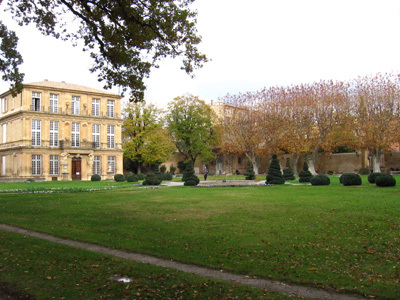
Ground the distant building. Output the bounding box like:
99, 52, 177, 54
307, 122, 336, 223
0, 80, 123, 181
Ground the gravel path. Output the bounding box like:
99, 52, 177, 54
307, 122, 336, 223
0, 224, 366, 300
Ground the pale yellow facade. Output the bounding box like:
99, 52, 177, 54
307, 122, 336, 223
0, 80, 123, 181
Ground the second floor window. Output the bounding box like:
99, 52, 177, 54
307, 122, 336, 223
50, 121, 59, 147
2, 124, 6, 143
32, 120, 41, 146
32, 92, 41, 111
107, 100, 114, 118
107, 125, 115, 149
92, 124, 100, 148
1, 97, 8, 113
72, 122, 80, 147
92, 99, 100, 116
72, 96, 80, 115
49, 94, 59, 113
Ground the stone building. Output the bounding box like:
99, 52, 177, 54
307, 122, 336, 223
0, 80, 123, 181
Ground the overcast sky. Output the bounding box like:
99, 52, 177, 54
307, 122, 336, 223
2, 0, 400, 107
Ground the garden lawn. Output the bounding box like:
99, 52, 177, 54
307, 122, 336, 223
0, 231, 295, 300
0, 178, 399, 299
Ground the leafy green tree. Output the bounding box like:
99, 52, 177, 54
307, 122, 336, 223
2, 0, 207, 100
167, 94, 219, 165
0, 22, 24, 96
123, 102, 175, 173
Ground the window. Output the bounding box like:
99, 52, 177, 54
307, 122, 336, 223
32, 120, 41, 146
32, 155, 42, 175
1, 156, 5, 176
92, 124, 100, 148
72, 122, 80, 147
92, 98, 100, 116
71, 96, 80, 115
107, 156, 116, 174
2, 124, 6, 143
93, 156, 101, 175
1, 97, 8, 113
50, 155, 59, 175
50, 121, 59, 147
107, 125, 115, 149
49, 94, 59, 113
32, 92, 41, 111
107, 100, 114, 118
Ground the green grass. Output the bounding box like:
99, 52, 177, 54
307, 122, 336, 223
0, 231, 295, 299
0, 177, 399, 299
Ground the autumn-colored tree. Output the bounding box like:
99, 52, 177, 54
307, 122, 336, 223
122, 102, 175, 173
218, 93, 265, 174
352, 73, 400, 172
2, 0, 207, 100
166, 94, 219, 165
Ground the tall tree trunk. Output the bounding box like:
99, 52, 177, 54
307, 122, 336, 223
306, 149, 318, 175
371, 148, 383, 173
245, 151, 259, 175
292, 153, 299, 175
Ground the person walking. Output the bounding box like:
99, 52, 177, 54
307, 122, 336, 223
203, 166, 208, 181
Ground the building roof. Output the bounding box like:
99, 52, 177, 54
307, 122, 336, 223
22, 80, 121, 98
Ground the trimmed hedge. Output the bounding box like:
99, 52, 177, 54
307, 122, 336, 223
143, 172, 162, 185
341, 173, 362, 186
161, 172, 173, 181
114, 174, 126, 182
91, 174, 101, 181
375, 174, 396, 187
310, 174, 330, 186
299, 162, 313, 183
137, 173, 146, 180
126, 173, 139, 182
368, 172, 382, 184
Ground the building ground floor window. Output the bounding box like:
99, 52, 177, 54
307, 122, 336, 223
32, 155, 42, 175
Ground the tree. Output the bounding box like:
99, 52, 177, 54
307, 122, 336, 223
122, 102, 175, 173
0, 22, 24, 96
2, 0, 207, 100
352, 73, 400, 172
266, 154, 285, 184
167, 94, 219, 165
219, 93, 265, 174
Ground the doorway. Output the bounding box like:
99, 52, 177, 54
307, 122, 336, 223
72, 158, 82, 180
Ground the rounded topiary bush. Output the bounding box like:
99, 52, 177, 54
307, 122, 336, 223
310, 174, 330, 186
375, 174, 396, 187
368, 172, 382, 184
299, 162, 313, 183
161, 172, 173, 181
137, 173, 146, 180
142, 172, 162, 185
341, 173, 362, 186
126, 173, 138, 182
114, 174, 126, 182
91, 174, 101, 181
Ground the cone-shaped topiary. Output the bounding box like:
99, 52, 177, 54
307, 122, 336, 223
244, 160, 256, 180
283, 157, 295, 180
266, 154, 285, 184
183, 161, 200, 186
142, 172, 162, 185
299, 162, 313, 182
151, 163, 163, 183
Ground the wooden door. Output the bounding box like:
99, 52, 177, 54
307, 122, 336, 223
72, 158, 82, 180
